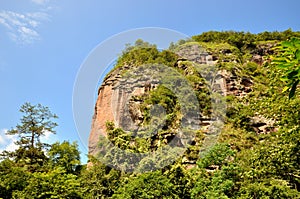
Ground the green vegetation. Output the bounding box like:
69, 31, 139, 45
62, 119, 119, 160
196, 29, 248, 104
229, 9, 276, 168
0, 103, 82, 198
3, 102, 58, 171
272, 37, 300, 98
192, 29, 300, 51
1, 30, 300, 198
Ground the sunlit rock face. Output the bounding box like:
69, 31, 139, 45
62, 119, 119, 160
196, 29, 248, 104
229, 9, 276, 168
88, 41, 274, 159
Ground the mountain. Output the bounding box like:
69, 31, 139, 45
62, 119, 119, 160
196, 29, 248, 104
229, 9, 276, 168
88, 31, 297, 170
84, 31, 300, 198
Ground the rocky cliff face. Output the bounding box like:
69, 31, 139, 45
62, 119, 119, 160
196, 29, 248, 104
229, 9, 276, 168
88, 42, 275, 158
89, 65, 160, 156
88, 69, 118, 156
89, 44, 213, 157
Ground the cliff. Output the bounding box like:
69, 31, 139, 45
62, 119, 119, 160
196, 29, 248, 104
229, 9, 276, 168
88, 39, 277, 167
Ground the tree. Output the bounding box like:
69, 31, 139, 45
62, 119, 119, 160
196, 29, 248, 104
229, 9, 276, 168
80, 157, 122, 198
272, 37, 300, 98
237, 179, 299, 199
112, 170, 178, 199
0, 159, 29, 199
48, 141, 81, 174
190, 144, 237, 199
2, 102, 58, 168
12, 167, 82, 199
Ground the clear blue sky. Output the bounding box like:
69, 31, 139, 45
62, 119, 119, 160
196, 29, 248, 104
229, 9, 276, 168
0, 0, 299, 163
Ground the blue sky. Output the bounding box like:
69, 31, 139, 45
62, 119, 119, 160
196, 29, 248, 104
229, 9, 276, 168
0, 0, 299, 163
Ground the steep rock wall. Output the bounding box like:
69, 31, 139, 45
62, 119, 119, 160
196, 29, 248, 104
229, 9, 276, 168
89, 66, 159, 156
88, 43, 274, 157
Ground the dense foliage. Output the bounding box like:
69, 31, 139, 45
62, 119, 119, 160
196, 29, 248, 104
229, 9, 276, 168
1, 30, 300, 198
0, 103, 82, 198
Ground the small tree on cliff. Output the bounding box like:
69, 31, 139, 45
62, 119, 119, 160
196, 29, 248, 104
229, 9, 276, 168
2, 102, 58, 169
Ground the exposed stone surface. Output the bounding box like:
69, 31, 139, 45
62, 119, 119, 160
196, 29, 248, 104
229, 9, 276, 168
89, 70, 120, 155
251, 42, 277, 56
88, 42, 275, 158
250, 115, 276, 134
251, 54, 264, 65
89, 66, 161, 156
251, 42, 277, 65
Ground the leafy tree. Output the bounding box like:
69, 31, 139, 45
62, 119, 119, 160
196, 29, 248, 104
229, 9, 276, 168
80, 157, 122, 198
246, 127, 300, 191
12, 167, 82, 199
0, 159, 29, 199
2, 103, 58, 169
115, 40, 159, 69
190, 168, 236, 199
111, 39, 178, 73
164, 164, 193, 198
237, 178, 299, 199
192, 30, 300, 52
48, 141, 80, 174
112, 170, 179, 199
190, 144, 238, 198
197, 143, 235, 169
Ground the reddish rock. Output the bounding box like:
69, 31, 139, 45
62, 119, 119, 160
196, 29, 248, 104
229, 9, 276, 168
89, 84, 115, 156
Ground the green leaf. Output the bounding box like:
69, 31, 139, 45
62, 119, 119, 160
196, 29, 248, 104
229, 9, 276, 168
277, 63, 293, 69
273, 57, 287, 62
295, 49, 300, 60
280, 75, 290, 82
282, 41, 292, 48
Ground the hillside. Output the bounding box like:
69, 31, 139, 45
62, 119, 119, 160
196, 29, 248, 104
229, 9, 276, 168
87, 30, 300, 198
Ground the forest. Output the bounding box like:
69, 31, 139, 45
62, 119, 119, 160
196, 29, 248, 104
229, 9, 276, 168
1, 30, 300, 198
